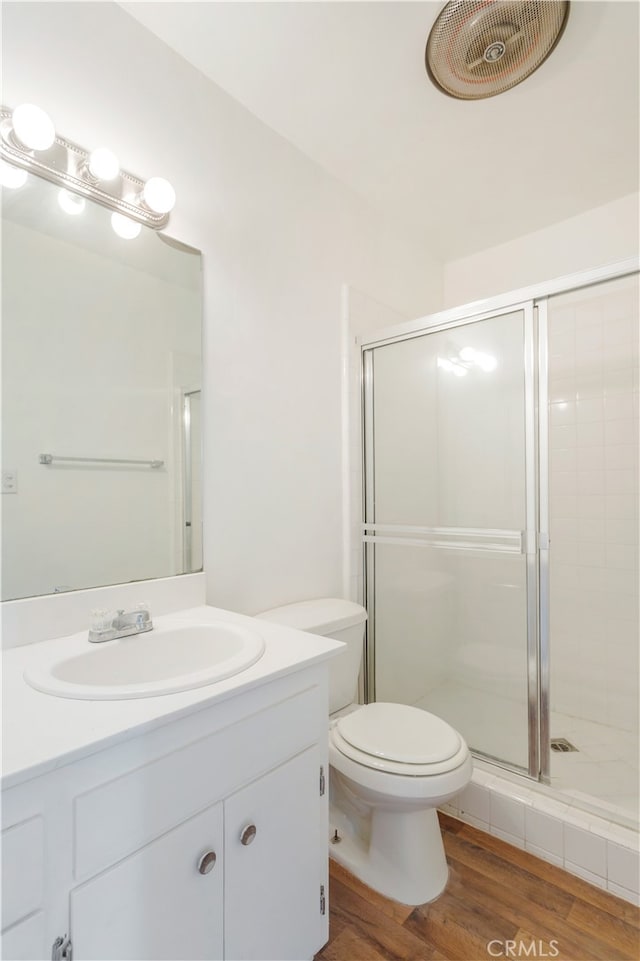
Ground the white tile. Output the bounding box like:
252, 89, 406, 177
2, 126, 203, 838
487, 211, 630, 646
605, 418, 637, 446
550, 425, 577, 450
550, 401, 576, 426
605, 393, 635, 421
576, 446, 604, 472
457, 782, 491, 823
576, 397, 604, 423
549, 379, 576, 404
490, 826, 525, 850
564, 860, 608, 889
605, 368, 635, 393
605, 445, 637, 471
458, 812, 490, 832
525, 808, 564, 857
491, 793, 525, 839
607, 842, 640, 893
525, 842, 564, 868
577, 471, 605, 495
576, 420, 604, 447
564, 824, 607, 876
606, 881, 640, 906
608, 470, 639, 497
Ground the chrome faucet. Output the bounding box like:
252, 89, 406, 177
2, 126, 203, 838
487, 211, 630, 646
88, 604, 153, 643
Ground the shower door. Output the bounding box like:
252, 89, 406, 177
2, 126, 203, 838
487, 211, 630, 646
363, 304, 539, 775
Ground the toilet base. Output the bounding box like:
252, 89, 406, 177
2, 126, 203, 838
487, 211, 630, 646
328, 801, 449, 906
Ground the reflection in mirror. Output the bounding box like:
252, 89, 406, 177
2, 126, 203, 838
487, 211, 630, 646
1, 170, 202, 601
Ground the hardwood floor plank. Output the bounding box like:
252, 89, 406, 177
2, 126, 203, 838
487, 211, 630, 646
567, 899, 640, 958
315, 927, 390, 961
405, 887, 518, 961
329, 859, 414, 924
455, 821, 640, 927
443, 830, 575, 917
444, 856, 634, 961
328, 876, 441, 960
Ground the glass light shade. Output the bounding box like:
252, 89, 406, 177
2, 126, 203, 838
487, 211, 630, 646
12, 104, 55, 151
58, 189, 85, 215
143, 177, 176, 214
0, 161, 28, 189
111, 212, 142, 240
88, 148, 119, 181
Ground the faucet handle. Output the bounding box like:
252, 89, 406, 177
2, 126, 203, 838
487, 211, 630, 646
90, 608, 111, 634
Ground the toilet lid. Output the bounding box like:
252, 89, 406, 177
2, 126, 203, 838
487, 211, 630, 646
336, 702, 461, 765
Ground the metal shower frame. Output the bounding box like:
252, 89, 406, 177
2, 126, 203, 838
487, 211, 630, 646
358, 257, 639, 783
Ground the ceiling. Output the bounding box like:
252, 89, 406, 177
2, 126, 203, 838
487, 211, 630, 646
120, 1, 640, 260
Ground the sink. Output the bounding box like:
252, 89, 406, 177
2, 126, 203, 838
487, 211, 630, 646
23, 621, 265, 700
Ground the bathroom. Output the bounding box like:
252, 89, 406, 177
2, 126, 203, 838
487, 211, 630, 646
1, 1, 638, 959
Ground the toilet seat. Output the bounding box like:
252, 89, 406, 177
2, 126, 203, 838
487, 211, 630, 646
331, 703, 468, 776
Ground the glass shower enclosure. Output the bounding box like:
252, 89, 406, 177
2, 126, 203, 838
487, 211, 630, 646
363, 303, 541, 776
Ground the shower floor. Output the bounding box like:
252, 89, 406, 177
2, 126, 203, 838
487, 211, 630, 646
414, 680, 639, 827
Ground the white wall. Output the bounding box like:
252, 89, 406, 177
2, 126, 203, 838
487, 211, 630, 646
2, 1, 443, 617
443, 193, 640, 309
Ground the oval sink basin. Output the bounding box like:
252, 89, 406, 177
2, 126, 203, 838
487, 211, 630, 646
24, 622, 265, 700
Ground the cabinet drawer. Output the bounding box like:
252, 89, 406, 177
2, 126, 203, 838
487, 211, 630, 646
74, 683, 324, 878
1, 817, 44, 931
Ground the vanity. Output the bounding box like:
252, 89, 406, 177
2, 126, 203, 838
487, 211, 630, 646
1, 605, 342, 960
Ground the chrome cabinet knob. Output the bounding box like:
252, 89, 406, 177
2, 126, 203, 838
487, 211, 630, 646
240, 824, 257, 846
197, 850, 217, 874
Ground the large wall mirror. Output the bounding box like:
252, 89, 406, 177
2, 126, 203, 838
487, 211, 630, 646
1, 171, 202, 601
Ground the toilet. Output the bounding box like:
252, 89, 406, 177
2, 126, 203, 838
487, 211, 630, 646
257, 598, 472, 906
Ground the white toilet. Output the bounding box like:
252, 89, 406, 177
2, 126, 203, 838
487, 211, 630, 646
257, 598, 472, 906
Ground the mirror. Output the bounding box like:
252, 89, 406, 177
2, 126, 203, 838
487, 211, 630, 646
1, 171, 202, 601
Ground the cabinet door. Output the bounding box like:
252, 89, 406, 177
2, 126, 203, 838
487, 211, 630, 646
224, 744, 325, 961
1, 912, 46, 961
70, 802, 223, 960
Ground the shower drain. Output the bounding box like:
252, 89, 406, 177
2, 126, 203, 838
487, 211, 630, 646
550, 738, 578, 753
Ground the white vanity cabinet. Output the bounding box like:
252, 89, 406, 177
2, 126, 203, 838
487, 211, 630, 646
1, 665, 330, 961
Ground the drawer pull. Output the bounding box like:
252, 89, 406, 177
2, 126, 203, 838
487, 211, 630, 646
197, 850, 217, 875
240, 824, 257, 846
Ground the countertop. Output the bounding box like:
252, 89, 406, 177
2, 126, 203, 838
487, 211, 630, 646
2, 604, 343, 790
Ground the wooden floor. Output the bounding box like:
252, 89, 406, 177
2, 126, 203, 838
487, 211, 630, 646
316, 813, 640, 961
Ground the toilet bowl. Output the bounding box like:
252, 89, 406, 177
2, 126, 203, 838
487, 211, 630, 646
256, 599, 472, 905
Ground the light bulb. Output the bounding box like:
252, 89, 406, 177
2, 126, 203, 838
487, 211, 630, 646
143, 177, 175, 214
12, 104, 55, 151
111, 212, 141, 240
58, 189, 85, 215
0, 161, 28, 189
88, 147, 119, 181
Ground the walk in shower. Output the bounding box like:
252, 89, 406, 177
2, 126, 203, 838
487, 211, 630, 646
361, 264, 639, 829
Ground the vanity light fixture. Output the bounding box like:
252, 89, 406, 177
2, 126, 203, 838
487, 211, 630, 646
11, 103, 56, 151
0, 103, 176, 231
87, 147, 120, 182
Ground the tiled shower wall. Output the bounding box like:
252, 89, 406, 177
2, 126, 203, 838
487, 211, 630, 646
548, 274, 639, 733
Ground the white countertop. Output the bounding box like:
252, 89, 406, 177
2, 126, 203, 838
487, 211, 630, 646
2, 604, 343, 790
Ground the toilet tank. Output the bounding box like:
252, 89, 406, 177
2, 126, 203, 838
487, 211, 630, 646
256, 598, 367, 714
